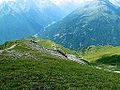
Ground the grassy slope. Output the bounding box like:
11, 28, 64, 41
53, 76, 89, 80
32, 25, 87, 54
79, 45, 120, 62
0, 37, 77, 56
1, 39, 120, 89
1, 56, 120, 90
96, 55, 120, 65
24, 37, 77, 55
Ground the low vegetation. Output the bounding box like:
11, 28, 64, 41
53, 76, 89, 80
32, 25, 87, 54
1, 38, 120, 89
24, 37, 77, 55
79, 45, 120, 62
97, 55, 120, 65
1, 56, 120, 90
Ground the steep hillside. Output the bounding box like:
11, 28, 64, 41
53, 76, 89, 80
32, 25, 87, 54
40, 0, 120, 50
1, 38, 120, 89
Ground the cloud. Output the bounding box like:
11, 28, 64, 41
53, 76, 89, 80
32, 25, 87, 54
50, 0, 120, 7
0, 0, 16, 4
0, 0, 119, 7
50, 0, 94, 6
0, 0, 4, 4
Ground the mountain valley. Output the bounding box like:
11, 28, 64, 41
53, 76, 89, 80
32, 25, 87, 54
1, 0, 120, 89
40, 0, 120, 49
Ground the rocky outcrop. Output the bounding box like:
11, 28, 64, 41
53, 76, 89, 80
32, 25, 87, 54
26, 41, 86, 64
0, 40, 86, 64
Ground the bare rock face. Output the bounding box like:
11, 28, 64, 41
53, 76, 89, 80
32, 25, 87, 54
66, 54, 86, 64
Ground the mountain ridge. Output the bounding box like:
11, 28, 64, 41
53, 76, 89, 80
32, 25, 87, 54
40, 0, 120, 50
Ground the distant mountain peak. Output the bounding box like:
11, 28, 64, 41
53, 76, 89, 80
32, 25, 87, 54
0, 0, 31, 14
40, 0, 120, 49
0, 0, 64, 44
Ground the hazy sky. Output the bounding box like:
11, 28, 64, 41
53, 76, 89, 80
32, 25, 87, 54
0, 0, 94, 5
0, 0, 119, 7
0, 0, 15, 4
51, 0, 93, 6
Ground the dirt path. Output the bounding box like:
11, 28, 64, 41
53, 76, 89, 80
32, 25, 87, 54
0, 44, 16, 54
